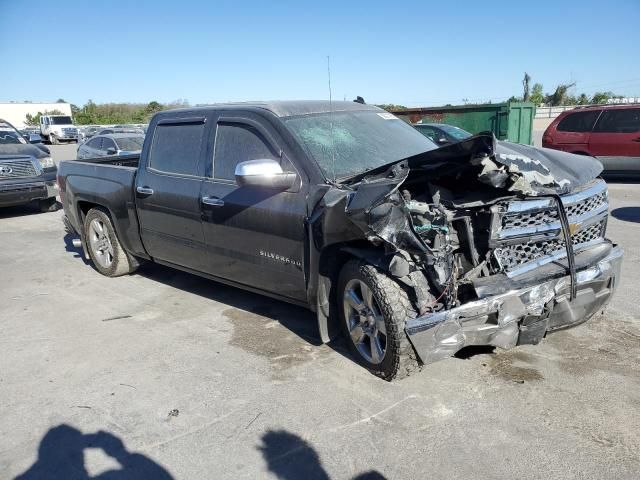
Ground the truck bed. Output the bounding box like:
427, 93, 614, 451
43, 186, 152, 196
71, 153, 140, 168
58, 153, 145, 256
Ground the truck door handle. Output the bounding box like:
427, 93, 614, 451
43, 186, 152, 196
201, 196, 224, 207
136, 186, 154, 196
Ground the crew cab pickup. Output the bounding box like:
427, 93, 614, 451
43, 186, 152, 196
59, 101, 623, 380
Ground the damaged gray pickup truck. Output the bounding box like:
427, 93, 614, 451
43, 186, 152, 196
59, 101, 622, 380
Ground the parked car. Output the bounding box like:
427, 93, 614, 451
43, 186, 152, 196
0, 118, 58, 211
79, 125, 102, 141
18, 129, 50, 155
59, 101, 621, 380
20, 127, 42, 139
414, 123, 473, 145
76, 134, 145, 160
17, 128, 42, 144
98, 127, 145, 136
542, 105, 640, 174
39, 115, 79, 144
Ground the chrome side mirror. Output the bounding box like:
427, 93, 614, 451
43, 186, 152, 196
234, 159, 297, 190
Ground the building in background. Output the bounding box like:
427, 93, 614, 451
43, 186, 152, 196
0, 102, 73, 129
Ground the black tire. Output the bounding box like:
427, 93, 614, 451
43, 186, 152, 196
38, 197, 59, 213
83, 207, 138, 277
338, 260, 422, 380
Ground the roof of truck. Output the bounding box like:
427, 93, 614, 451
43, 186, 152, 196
173, 100, 382, 117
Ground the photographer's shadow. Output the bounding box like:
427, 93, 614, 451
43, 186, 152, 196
259, 430, 386, 480
16, 424, 172, 480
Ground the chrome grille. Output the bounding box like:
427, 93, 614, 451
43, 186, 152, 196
61, 128, 78, 138
502, 208, 558, 229
501, 187, 607, 230
565, 190, 607, 218
494, 222, 605, 271
492, 180, 609, 276
0, 159, 38, 178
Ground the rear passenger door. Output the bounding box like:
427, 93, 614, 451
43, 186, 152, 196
552, 110, 601, 150
135, 116, 209, 272
589, 108, 640, 172
199, 114, 308, 301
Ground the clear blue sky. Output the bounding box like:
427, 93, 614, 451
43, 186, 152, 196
2, 0, 639, 107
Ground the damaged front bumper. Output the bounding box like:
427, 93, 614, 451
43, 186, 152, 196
405, 243, 623, 365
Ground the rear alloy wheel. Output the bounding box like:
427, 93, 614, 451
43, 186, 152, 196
84, 208, 138, 277
338, 260, 422, 380
88, 218, 114, 269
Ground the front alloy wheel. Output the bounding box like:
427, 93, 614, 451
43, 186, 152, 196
337, 260, 422, 380
343, 278, 387, 364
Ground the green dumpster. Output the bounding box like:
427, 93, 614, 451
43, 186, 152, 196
391, 102, 536, 145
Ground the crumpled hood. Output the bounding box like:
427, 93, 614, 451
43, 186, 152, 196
0, 143, 47, 159
401, 133, 603, 196
488, 140, 603, 195
339, 133, 605, 254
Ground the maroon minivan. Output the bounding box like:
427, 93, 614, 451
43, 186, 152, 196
542, 105, 640, 174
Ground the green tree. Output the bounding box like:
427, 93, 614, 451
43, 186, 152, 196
375, 104, 407, 112
24, 109, 66, 127
530, 83, 545, 105
62, 99, 192, 125
522, 72, 531, 102
145, 101, 163, 115
591, 91, 614, 104
545, 82, 576, 106
576, 93, 590, 105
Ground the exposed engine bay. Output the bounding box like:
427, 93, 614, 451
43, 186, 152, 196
318, 133, 622, 363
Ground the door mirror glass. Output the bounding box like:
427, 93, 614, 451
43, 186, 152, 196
234, 159, 297, 190
106, 147, 117, 155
